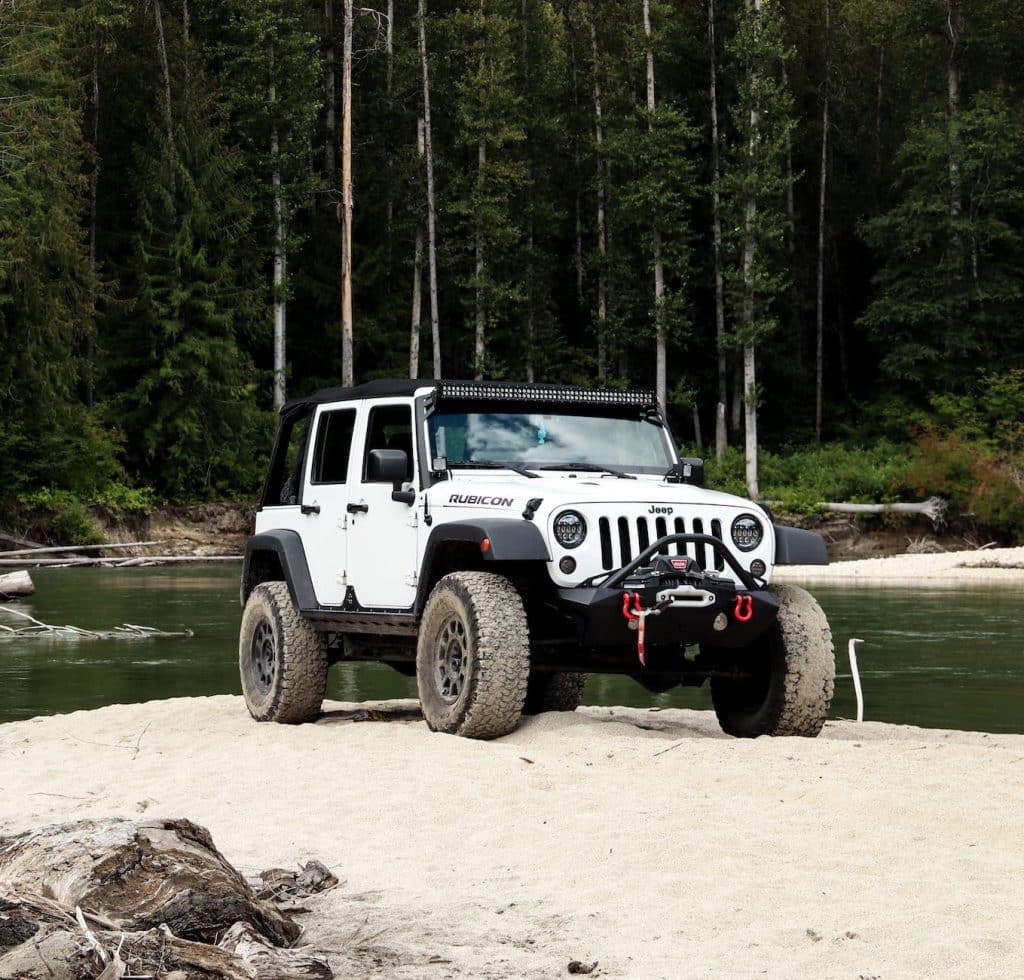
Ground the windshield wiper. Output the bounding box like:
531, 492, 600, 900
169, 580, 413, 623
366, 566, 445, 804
535, 463, 637, 480
448, 460, 540, 479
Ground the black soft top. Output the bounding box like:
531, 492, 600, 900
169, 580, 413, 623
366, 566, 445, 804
281, 379, 657, 416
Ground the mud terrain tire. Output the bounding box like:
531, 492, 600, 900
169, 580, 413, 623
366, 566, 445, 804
416, 571, 530, 739
523, 671, 586, 715
240, 582, 328, 724
709, 583, 834, 737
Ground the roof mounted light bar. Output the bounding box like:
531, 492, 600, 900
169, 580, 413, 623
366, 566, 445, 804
438, 381, 657, 407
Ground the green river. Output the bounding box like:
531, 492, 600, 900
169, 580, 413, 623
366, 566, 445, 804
1, 566, 1021, 733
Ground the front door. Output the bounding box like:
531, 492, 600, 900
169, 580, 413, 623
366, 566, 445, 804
301, 404, 358, 606
345, 401, 420, 609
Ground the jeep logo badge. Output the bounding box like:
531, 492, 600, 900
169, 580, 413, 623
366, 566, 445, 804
648, 505, 674, 515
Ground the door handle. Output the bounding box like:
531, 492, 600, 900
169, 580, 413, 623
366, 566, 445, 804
347, 502, 369, 514
300, 503, 320, 515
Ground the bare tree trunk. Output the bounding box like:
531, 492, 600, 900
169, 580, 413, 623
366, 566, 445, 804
270, 56, 287, 411
475, 141, 487, 379
86, 37, 100, 410
815, 0, 831, 442
873, 45, 884, 184
566, 6, 585, 310
410, 119, 425, 379
386, 0, 394, 272
946, 0, 963, 317
418, 0, 441, 378
340, 0, 354, 386
742, 0, 762, 500
588, 1, 608, 382
522, 0, 535, 384
153, 0, 173, 135
642, 0, 666, 410
324, 0, 336, 178
708, 0, 727, 459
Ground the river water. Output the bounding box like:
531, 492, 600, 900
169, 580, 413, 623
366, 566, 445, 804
1, 566, 1021, 733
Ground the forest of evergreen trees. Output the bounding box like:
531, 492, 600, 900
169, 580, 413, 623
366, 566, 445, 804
1, 0, 1022, 532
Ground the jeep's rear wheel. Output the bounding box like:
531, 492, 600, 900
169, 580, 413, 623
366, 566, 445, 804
523, 671, 586, 715
416, 571, 530, 739
708, 584, 835, 737
240, 582, 328, 724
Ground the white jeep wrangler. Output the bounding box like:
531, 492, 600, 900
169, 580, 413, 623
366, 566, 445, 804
239, 379, 835, 739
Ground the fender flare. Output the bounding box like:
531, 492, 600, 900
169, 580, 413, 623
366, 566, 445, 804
773, 524, 829, 566
416, 519, 551, 611
241, 529, 317, 610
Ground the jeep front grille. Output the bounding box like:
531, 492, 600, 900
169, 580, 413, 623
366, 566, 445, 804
597, 515, 726, 572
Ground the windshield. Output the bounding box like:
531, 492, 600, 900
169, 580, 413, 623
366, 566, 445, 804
428, 409, 675, 474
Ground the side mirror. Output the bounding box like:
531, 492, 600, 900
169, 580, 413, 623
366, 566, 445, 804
368, 449, 416, 505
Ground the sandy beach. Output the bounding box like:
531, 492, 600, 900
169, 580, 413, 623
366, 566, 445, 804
2, 692, 1022, 979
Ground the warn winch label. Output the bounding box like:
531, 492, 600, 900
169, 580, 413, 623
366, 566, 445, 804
448, 494, 514, 507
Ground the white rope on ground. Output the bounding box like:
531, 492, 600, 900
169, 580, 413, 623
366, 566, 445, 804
848, 637, 865, 722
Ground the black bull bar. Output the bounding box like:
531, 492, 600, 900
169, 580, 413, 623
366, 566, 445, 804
556, 533, 780, 650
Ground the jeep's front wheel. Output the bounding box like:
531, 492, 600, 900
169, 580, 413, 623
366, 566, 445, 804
239, 582, 328, 724
416, 571, 530, 739
708, 583, 835, 737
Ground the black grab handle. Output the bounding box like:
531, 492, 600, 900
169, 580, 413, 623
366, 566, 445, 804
346, 502, 369, 514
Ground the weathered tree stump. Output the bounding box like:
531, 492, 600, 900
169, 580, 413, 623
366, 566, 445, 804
0, 817, 334, 980
0, 570, 34, 599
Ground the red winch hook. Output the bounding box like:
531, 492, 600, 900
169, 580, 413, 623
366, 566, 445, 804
621, 591, 648, 666
733, 594, 754, 623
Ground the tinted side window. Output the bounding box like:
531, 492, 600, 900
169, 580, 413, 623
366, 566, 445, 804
311, 409, 357, 484
363, 404, 414, 482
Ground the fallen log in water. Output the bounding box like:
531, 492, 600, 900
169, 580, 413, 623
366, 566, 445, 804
0, 817, 334, 980
0, 607, 193, 640
0, 554, 242, 568
0, 570, 33, 599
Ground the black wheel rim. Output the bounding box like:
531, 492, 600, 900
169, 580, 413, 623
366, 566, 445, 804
433, 613, 469, 705
250, 619, 276, 695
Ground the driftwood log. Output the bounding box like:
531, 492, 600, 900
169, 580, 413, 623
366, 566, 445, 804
0, 570, 33, 599
0, 817, 334, 980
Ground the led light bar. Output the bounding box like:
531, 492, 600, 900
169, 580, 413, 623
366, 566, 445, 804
438, 381, 656, 406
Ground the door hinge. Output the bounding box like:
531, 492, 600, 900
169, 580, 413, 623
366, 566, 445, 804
405, 570, 419, 588
337, 515, 348, 531
337, 570, 348, 587
407, 511, 419, 528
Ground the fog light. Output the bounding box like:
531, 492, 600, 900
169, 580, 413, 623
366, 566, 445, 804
750, 559, 766, 578
713, 613, 728, 631
559, 556, 577, 575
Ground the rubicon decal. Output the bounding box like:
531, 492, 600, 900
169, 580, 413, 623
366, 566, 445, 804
448, 494, 515, 507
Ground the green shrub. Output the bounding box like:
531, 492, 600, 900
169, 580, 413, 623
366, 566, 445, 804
24, 489, 105, 546
93, 483, 159, 516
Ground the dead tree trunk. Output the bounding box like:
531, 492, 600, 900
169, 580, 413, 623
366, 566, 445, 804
0, 570, 34, 599
340, 0, 354, 386
588, 1, 608, 382
708, 0, 727, 459
474, 0, 488, 380
0, 818, 334, 980
410, 118, 425, 378
324, 0, 336, 178
270, 48, 287, 410
417, 0, 442, 378
815, 0, 832, 442
153, 0, 173, 136
642, 0, 666, 410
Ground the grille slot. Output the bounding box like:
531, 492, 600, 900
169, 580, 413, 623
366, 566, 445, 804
617, 517, 632, 564
637, 518, 650, 553
655, 517, 668, 553
599, 517, 613, 570
673, 517, 686, 557
710, 519, 725, 570
692, 518, 707, 569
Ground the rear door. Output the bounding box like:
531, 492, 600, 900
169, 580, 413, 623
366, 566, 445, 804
345, 400, 420, 608
301, 404, 359, 606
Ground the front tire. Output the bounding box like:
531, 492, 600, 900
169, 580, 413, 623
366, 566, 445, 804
239, 582, 328, 724
709, 584, 834, 737
416, 571, 530, 739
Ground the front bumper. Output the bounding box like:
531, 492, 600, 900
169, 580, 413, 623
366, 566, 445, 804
555, 534, 779, 650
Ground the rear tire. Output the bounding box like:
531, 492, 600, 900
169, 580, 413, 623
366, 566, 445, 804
709, 584, 834, 737
523, 671, 586, 715
416, 571, 530, 739
239, 582, 328, 724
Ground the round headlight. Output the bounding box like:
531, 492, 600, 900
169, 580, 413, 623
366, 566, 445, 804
553, 510, 587, 549
731, 514, 763, 552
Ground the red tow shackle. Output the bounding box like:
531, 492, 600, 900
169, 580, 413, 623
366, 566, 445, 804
733, 594, 753, 623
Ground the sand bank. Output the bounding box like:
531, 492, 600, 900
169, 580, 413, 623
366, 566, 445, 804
774, 545, 1024, 587
1, 696, 1021, 978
